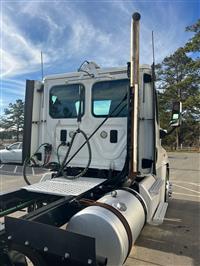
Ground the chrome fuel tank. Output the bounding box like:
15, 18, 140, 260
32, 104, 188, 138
66, 189, 146, 266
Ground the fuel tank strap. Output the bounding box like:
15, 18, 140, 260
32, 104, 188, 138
119, 187, 147, 223
80, 199, 133, 260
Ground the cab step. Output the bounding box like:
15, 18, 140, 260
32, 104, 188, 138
152, 202, 168, 225
149, 177, 164, 195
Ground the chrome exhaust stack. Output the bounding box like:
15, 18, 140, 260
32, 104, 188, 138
130, 12, 141, 176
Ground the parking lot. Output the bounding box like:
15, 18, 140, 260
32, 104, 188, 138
0, 152, 200, 266
0, 164, 48, 192
126, 152, 200, 266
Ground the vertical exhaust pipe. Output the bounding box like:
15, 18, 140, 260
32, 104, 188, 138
129, 12, 141, 177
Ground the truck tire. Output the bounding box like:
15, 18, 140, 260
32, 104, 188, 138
165, 166, 172, 202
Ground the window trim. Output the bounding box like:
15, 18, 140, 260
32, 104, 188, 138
49, 83, 85, 119
91, 79, 129, 118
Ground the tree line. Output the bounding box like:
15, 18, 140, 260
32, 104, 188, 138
157, 19, 199, 148
0, 19, 199, 148
0, 99, 24, 141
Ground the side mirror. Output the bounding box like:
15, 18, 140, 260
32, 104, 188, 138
160, 129, 168, 139
169, 101, 182, 127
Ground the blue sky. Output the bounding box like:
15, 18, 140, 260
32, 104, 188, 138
0, 0, 199, 115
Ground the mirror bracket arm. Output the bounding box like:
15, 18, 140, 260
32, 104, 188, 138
160, 126, 177, 139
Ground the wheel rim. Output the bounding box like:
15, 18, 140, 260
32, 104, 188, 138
165, 179, 172, 202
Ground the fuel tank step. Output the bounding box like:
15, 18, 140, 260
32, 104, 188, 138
152, 202, 168, 225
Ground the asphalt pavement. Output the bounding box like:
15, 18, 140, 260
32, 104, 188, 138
0, 152, 200, 266
126, 152, 200, 266
0, 164, 49, 192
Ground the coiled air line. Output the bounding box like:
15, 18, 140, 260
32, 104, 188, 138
57, 128, 92, 180
23, 143, 52, 185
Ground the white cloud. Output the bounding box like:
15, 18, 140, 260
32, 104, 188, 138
0, 1, 195, 81
1, 13, 49, 78
2, 79, 25, 97
1, 2, 117, 78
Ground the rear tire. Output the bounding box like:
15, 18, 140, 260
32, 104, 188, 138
8, 246, 46, 266
165, 166, 172, 202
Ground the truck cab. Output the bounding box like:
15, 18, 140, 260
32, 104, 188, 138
23, 62, 169, 219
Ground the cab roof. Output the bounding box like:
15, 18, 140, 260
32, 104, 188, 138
44, 64, 151, 81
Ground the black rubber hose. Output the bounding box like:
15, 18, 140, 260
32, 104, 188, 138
56, 131, 78, 177
23, 143, 50, 185
59, 129, 92, 180
56, 142, 67, 166
22, 157, 37, 185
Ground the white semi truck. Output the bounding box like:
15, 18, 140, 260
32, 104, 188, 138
0, 13, 181, 266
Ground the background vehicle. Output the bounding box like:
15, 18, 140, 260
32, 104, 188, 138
0, 142, 22, 164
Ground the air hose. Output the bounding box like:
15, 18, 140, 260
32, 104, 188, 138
57, 129, 92, 180
23, 143, 52, 185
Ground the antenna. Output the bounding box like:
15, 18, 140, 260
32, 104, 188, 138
151, 31, 156, 82
152, 31, 155, 65
41, 51, 44, 80
151, 30, 156, 175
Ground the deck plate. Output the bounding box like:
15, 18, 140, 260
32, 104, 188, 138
23, 177, 106, 196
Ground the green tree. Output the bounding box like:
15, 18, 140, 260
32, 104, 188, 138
184, 19, 200, 53
0, 99, 24, 141
157, 20, 200, 149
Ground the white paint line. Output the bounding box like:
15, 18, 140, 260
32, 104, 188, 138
164, 218, 182, 222
14, 166, 18, 174
173, 184, 200, 194
0, 164, 4, 169
0, 170, 21, 175
172, 180, 200, 187
173, 192, 200, 198
32, 167, 35, 176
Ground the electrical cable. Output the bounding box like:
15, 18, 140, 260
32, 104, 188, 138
58, 131, 78, 175
77, 61, 95, 78
23, 157, 36, 185
56, 142, 66, 165
77, 60, 89, 71
79, 69, 95, 78
60, 129, 92, 180
23, 143, 52, 185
